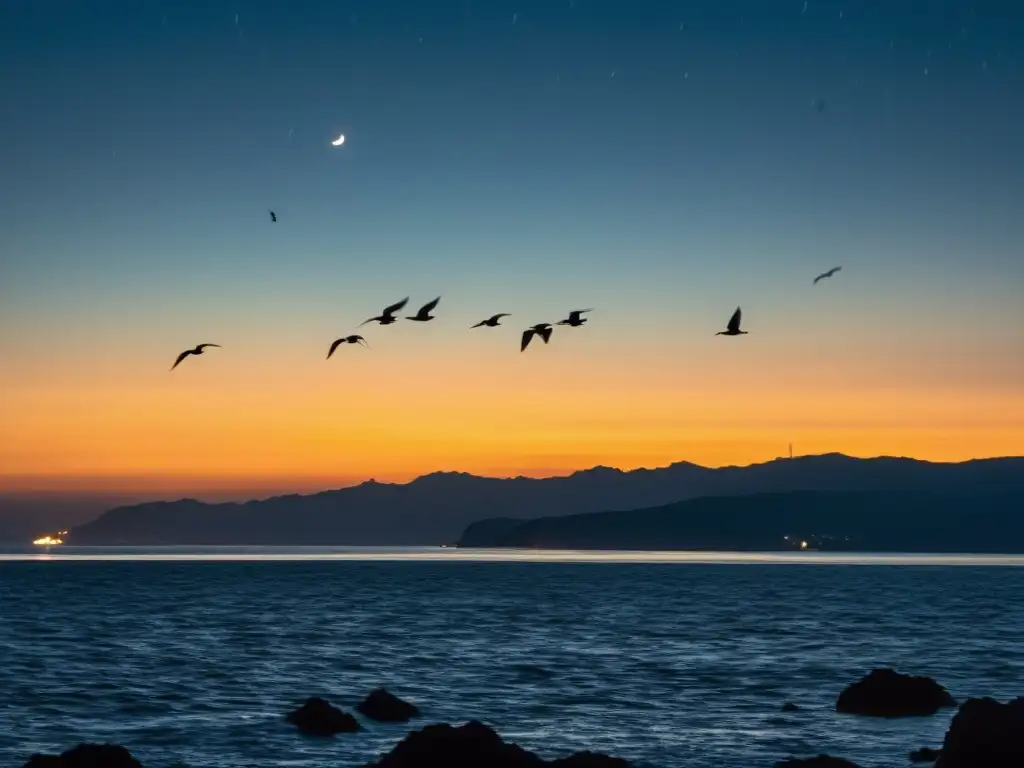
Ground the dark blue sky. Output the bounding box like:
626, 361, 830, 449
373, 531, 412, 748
1, 0, 1022, 494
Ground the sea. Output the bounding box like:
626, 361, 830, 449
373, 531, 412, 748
1, 548, 1022, 768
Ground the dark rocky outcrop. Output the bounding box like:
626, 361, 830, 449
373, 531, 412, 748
774, 757, 860, 768
836, 668, 956, 717
781, 702, 800, 712
909, 747, 941, 763
286, 696, 361, 736
363, 720, 630, 767
934, 696, 1024, 768
357, 688, 421, 723
23, 744, 141, 768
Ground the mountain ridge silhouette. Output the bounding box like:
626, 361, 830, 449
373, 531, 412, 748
64, 453, 1024, 546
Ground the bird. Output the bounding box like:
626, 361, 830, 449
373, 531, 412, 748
521, 323, 553, 351
471, 313, 510, 328
268, 209, 277, 223
359, 297, 409, 326
716, 307, 747, 336
813, 98, 826, 113
327, 335, 369, 359
170, 344, 221, 370
813, 266, 842, 285
557, 309, 592, 327
407, 296, 441, 322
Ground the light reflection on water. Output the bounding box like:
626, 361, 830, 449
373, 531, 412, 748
3, 546, 1024, 565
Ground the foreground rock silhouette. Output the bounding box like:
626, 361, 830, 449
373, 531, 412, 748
836, 668, 956, 717
934, 696, 1024, 767
774, 757, 860, 768
362, 720, 630, 767
286, 696, 361, 736
23, 743, 141, 768
357, 688, 421, 722
909, 746, 941, 762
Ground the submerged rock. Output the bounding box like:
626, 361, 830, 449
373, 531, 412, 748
286, 696, 361, 736
363, 719, 630, 767
774, 757, 860, 768
781, 702, 801, 712
836, 668, 956, 717
23, 743, 142, 768
934, 696, 1024, 768
357, 688, 421, 722
909, 746, 941, 763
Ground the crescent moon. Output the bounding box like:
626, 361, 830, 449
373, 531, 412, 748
331, 134, 346, 146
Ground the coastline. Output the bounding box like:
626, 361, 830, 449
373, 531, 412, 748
5, 546, 1024, 565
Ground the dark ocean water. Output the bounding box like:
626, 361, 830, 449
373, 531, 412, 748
1, 549, 1022, 768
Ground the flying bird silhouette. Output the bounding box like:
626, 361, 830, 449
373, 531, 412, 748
407, 296, 441, 322
521, 323, 553, 351
268, 209, 277, 222
557, 309, 592, 327
359, 297, 409, 327
813, 266, 842, 285
715, 307, 748, 336
327, 335, 369, 359
170, 344, 221, 370
471, 313, 510, 328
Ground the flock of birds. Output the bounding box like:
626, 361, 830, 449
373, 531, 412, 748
169, 213, 844, 370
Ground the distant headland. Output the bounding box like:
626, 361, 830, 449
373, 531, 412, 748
29, 453, 1024, 552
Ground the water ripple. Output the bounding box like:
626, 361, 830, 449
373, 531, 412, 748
0, 559, 1022, 768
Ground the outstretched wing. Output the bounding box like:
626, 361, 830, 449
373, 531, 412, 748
350, 335, 369, 347
492, 313, 510, 321
196, 344, 220, 352
570, 308, 593, 321
382, 297, 410, 316
813, 273, 824, 284
170, 350, 192, 370
327, 338, 345, 359
520, 329, 535, 352
358, 316, 378, 327
471, 320, 486, 328
727, 307, 742, 334
538, 326, 553, 344
418, 296, 441, 314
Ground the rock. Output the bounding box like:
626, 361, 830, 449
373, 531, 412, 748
363, 720, 630, 767
774, 758, 860, 768
286, 696, 361, 736
909, 747, 941, 763
934, 696, 1024, 768
781, 702, 801, 712
23, 743, 142, 768
836, 668, 956, 717
357, 688, 421, 723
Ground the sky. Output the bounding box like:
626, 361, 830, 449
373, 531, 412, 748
1, 0, 1023, 498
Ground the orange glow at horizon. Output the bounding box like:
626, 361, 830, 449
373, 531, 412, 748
2, 340, 1022, 496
